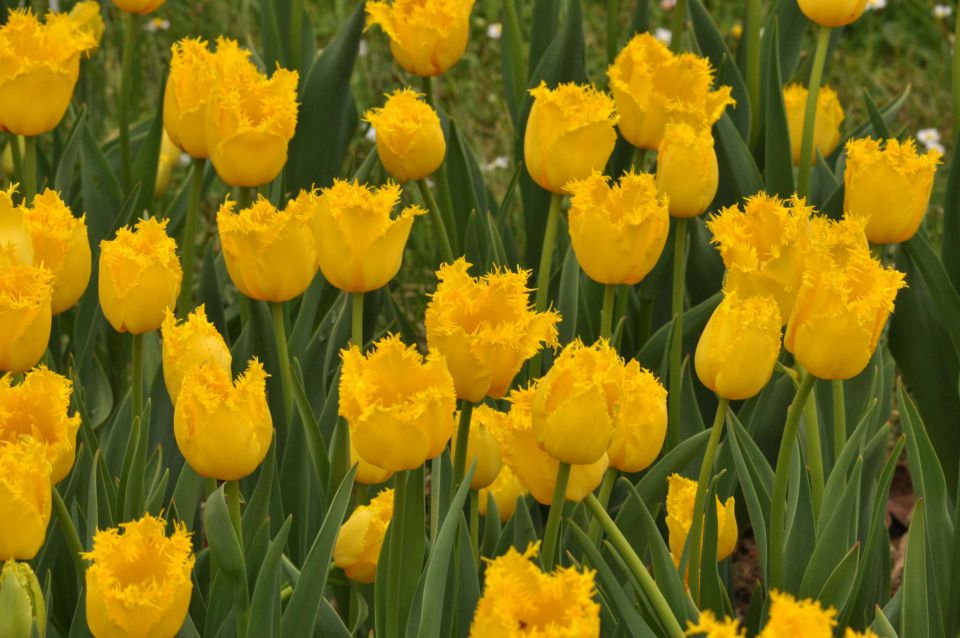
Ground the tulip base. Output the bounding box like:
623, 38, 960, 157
541, 461, 571, 572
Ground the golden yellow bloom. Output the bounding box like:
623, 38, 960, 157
83, 515, 194, 638
607, 33, 734, 150
217, 191, 320, 302
365, 88, 446, 183
165, 38, 218, 158
315, 180, 424, 293
455, 407, 503, 490
565, 171, 669, 285
666, 474, 737, 564
161, 305, 232, 402
0, 10, 95, 136
111, 0, 166, 14
0, 366, 80, 484
695, 293, 782, 401
351, 440, 394, 485
0, 440, 51, 560
488, 386, 608, 505
758, 591, 837, 638
844, 629, 880, 638
784, 84, 844, 165
532, 340, 622, 465
607, 361, 667, 472
99, 218, 182, 334
685, 611, 745, 638
68, 1, 104, 53
843, 137, 941, 244
155, 130, 179, 196
707, 194, 813, 321
0, 186, 32, 265
657, 122, 719, 218
524, 82, 618, 194
365, 0, 474, 77
478, 465, 527, 523
174, 359, 273, 480
204, 45, 298, 187
339, 334, 456, 472
0, 264, 53, 374
797, 0, 868, 28
425, 258, 560, 402
333, 488, 393, 584
469, 543, 600, 638
22, 189, 91, 315
0, 560, 46, 638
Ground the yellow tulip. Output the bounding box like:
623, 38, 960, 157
565, 171, 669, 285
174, 359, 273, 481
99, 218, 182, 334
164, 38, 217, 158
110, 0, 166, 15
0, 440, 51, 560
532, 340, 622, 466
469, 543, 600, 638
0, 366, 80, 484
685, 611, 745, 638
487, 386, 608, 505
67, 1, 104, 53
478, 465, 527, 523
809, 216, 871, 268
607, 361, 667, 473
217, 191, 320, 302
843, 137, 941, 244
365, 0, 474, 77
22, 189, 91, 315
365, 89, 446, 183
0, 264, 53, 374
339, 334, 456, 472
784, 84, 844, 165
797, 0, 868, 27
351, 440, 394, 486
333, 488, 393, 584
666, 474, 737, 564
83, 515, 194, 638
695, 293, 782, 401
607, 33, 734, 150
0, 10, 94, 136
707, 193, 813, 321
0, 185, 33, 265
315, 180, 424, 293
523, 82, 618, 194
425, 258, 560, 402
0, 560, 46, 638
154, 130, 179, 196
758, 591, 837, 638
161, 305, 232, 403
454, 407, 503, 490
656, 122, 719, 218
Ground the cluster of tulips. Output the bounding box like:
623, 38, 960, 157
0, 0, 950, 635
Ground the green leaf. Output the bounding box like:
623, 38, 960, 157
942, 130, 960, 288
557, 247, 580, 344
204, 486, 246, 581
816, 542, 860, 612
54, 107, 87, 202
713, 114, 764, 209
247, 516, 293, 638
130, 78, 165, 217
80, 120, 123, 246
725, 412, 769, 581
900, 499, 929, 638
762, 23, 794, 197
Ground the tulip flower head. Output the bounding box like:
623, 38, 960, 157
607, 361, 668, 473
757, 591, 837, 638
798, 0, 869, 27
365, 0, 475, 76
0, 185, 33, 265
0, 439, 51, 560
656, 121, 719, 218
315, 180, 425, 293
99, 218, 182, 334
478, 465, 527, 523
455, 406, 504, 490
365, 88, 446, 183
174, 359, 273, 480
524, 82, 618, 194
351, 440, 394, 485
784, 84, 844, 165
110, 0, 167, 14
83, 515, 194, 638
565, 171, 669, 285
67, 1, 104, 53
0, 560, 46, 638
0, 264, 53, 374
164, 38, 217, 158
0, 10, 95, 136
161, 306, 232, 402
469, 543, 600, 638
843, 137, 941, 244
666, 474, 738, 565
333, 488, 393, 583
685, 611, 746, 638
425, 258, 560, 402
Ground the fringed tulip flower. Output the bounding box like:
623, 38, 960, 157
0, 186, 33, 265
110, 0, 167, 14
161, 305, 232, 402
333, 488, 393, 583
784, 84, 844, 165
656, 121, 719, 218
666, 474, 738, 564
365, 0, 474, 76
454, 406, 503, 490
0, 440, 51, 560
0, 560, 46, 638
478, 465, 527, 523
351, 441, 394, 486
0, 264, 53, 374
685, 611, 746, 638
607, 361, 668, 473
164, 38, 217, 158
758, 591, 837, 638
365, 89, 446, 183
67, 1, 104, 53
798, 0, 869, 27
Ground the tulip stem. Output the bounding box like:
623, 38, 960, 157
415, 178, 455, 264
469, 489, 479, 564
584, 493, 687, 638
21, 135, 37, 201
541, 461, 571, 571
226, 480, 249, 638
290, 0, 304, 72
452, 401, 474, 490
670, 0, 687, 53
796, 26, 832, 198
177, 158, 206, 316
606, 0, 619, 64
586, 467, 617, 548
429, 457, 441, 542
226, 480, 243, 541
52, 487, 87, 574
270, 302, 294, 424
833, 379, 846, 463
954, 10, 960, 132
530, 194, 562, 379
746, 0, 762, 149
632, 147, 647, 173
118, 12, 139, 193
131, 332, 143, 431
600, 284, 616, 341
803, 383, 825, 521
351, 292, 363, 348
667, 217, 689, 450
769, 370, 816, 590
501, 0, 526, 112
8, 135, 23, 186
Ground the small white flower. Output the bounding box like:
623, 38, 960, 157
177, 152, 191, 168
358, 39, 369, 58
143, 17, 171, 32
660, 0, 676, 9
48, 0, 61, 11
934, 4, 953, 18
486, 22, 503, 40
365, 126, 377, 143
866, 0, 887, 10
917, 128, 945, 154
655, 28, 672, 45
482, 156, 511, 172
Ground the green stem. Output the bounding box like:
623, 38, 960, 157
600, 284, 616, 342
119, 13, 139, 193
52, 487, 86, 573
585, 494, 686, 638
177, 158, 205, 315
351, 292, 363, 348
205, 477, 219, 497
746, 0, 762, 149
8, 135, 23, 187
796, 26, 832, 198
667, 218, 689, 449
270, 302, 294, 424
290, 0, 304, 72
501, 0, 526, 110
670, 0, 688, 53
429, 456, 441, 542
529, 194, 562, 379
541, 461, 571, 571
586, 467, 617, 547
769, 371, 817, 589
953, 8, 960, 133
632, 147, 648, 173
606, 0, 619, 64
469, 489, 479, 564
833, 379, 846, 463
416, 178, 455, 264
225, 480, 248, 638
803, 383, 825, 521
386, 470, 409, 637
21, 136, 37, 201
452, 401, 474, 489
131, 333, 143, 430
237, 186, 254, 209
226, 480, 243, 542
420, 76, 459, 257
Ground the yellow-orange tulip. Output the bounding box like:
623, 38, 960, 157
666, 474, 737, 564
0, 264, 53, 374
784, 84, 844, 165
365, 89, 446, 183
68, 1, 104, 53
161, 305, 232, 402
478, 466, 527, 523
607, 361, 668, 473
333, 488, 393, 583
164, 38, 216, 158
685, 611, 746, 638
365, 0, 474, 77
759, 591, 837, 638
351, 441, 394, 486
454, 407, 503, 490
798, 0, 868, 27
656, 122, 719, 218
0, 440, 51, 560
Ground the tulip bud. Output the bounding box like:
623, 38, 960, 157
0, 10, 95, 136
478, 465, 526, 523
154, 130, 179, 197
425, 259, 560, 402
351, 441, 394, 486
110, 0, 167, 13
99, 218, 182, 334
798, 0, 869, 27
365, 89, 446, 183
0, 186, 33, 265
365, 0, 474, 77
164, 38, 216, 158
333, 488, 393, 583
565, 171, 669, 285
784, 84, 844, 166
0, 560, 46, 638
523, 82, 618, 194
763, 591, 838, 636
83, 515, 194, 638
0, 440, 51, 560
0, 264, 53, 374
695, 293, 782, 401
656, 122, 719, 218
174, 359, 273, 481
68, 1, 104, 53
666, 474, 737, 565
607, 362, 668, 472
217, 191, 320, 302
843, 137, 941, 244
161, 305, 232, 403
316, 180, 424, 293
453, 407, 503, 490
